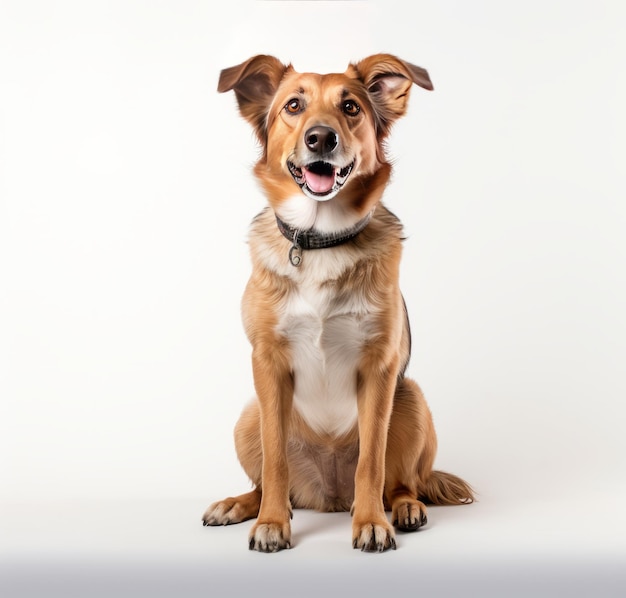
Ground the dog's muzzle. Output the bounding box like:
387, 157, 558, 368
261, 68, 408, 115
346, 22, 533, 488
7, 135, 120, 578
287, 125, 355, 201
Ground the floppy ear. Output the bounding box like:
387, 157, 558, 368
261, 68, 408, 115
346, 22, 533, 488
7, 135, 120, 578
218, 55, 290, 141
353, 54, 433, 135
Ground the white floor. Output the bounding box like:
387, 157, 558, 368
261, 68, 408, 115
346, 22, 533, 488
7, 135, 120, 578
2, 488, 625, 598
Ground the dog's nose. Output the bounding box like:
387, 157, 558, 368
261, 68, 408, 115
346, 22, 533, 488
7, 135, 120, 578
305, 126, 339, 154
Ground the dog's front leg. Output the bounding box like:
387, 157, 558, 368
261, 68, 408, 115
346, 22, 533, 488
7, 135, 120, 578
248, 341, 294, 552
352, 355, 399, 552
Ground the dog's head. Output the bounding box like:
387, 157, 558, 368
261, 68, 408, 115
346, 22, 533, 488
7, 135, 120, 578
218, 54, 432, 230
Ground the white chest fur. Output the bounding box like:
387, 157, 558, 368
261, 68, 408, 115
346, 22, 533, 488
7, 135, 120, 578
276, 277, 375, 437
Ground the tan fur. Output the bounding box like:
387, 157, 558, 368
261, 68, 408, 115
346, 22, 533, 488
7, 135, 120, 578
203, 54, 473, 552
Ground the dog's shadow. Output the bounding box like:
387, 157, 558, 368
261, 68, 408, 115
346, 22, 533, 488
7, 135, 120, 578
291, 510, 349, 542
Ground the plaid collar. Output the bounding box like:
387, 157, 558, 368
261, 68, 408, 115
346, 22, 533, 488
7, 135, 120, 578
275, 210, 374, 267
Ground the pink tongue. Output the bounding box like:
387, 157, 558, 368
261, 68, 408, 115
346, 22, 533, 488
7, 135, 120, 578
304, 168, 335, 194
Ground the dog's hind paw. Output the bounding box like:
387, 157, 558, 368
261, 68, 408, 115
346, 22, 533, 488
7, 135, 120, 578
202, 500, 239, 526
202, 490, 261, 526
391, 499, 428, 532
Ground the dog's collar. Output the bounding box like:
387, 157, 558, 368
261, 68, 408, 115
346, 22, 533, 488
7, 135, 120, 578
275, 211, 374, 267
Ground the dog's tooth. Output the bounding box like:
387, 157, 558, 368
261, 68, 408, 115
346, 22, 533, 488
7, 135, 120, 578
335, 161, 354, 185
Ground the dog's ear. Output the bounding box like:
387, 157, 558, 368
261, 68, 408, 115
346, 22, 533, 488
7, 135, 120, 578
353, 54, 433, 135
218, 55, 290, 141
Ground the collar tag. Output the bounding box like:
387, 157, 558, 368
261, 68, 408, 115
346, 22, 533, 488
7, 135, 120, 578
289, 243, 303, 267
288, 228, 302, 266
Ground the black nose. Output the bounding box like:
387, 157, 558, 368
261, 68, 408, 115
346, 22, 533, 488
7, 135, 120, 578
305, 126, 339, 154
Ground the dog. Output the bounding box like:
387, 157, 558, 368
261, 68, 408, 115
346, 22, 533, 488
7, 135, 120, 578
202, 54, 474, 552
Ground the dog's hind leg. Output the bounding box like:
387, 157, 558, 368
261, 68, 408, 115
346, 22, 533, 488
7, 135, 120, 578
202, 400, 263, 526
384, 377, 436, 532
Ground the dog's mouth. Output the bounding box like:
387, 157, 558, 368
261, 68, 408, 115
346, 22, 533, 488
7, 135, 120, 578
287, 160, 355, 201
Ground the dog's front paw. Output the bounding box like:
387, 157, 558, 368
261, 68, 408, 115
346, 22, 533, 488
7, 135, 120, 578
249, 521, 292, 552
352, 519, 396, 552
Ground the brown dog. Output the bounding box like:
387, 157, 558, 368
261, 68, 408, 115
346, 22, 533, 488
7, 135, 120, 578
202, 54, 473, 552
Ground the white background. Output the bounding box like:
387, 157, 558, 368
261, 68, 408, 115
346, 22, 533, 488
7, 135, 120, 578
1, 1, 625, 596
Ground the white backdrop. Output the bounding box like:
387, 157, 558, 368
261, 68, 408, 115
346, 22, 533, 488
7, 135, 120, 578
2, 1, 626, 596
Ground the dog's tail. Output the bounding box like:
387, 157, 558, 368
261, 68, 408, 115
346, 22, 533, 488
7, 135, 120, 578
419, 470, 475, 505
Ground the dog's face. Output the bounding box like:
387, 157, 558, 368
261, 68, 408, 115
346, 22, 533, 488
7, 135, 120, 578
218, 55, 432, 230
267, 71, 376, 203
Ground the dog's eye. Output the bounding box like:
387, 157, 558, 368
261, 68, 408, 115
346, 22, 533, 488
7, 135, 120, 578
342, 100, 360, 116
285, 98, 302, 114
